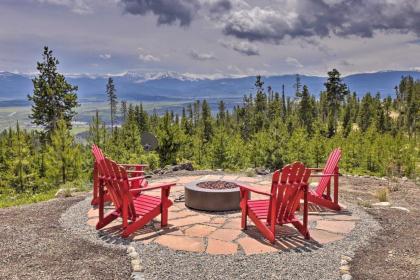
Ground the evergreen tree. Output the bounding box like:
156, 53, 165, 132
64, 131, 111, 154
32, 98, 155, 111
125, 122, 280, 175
298, 85, 314, 135
106, 77, 118, 131
294, 74, 302, 97
120, 100, 128, 122
201, 100, 213, 142
156, 112, 183, 166
7, 122, 34, 192
324, 69, 349, 137
88, 110, 107, 146
28, 46, 79, 135
45, 119, 81, 184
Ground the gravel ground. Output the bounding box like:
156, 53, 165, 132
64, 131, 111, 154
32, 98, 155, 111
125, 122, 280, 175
0, 196, 131, 280
62, 192, 380, 280
341, 176, 420, 280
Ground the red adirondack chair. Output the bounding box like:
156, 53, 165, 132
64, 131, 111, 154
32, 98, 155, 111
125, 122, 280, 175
91, 144, 148, 205
96, 157, 175, 237
239, 162, 311, 243
308, 148, 342, 211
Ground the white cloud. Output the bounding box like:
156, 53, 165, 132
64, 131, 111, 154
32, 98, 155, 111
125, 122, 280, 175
286, 57, 303, 68
36, 0, 92, 14
219, 39, 260, 56
99, 53, 111, 59
137, 48, 160, 62
189, 49, 216, 61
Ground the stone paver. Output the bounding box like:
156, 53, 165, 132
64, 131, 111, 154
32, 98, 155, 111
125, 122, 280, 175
87, 208, 99, 218
222, 218, 242, 230
222, 175, 239, 181
310, 229, 345, 244
238, 237, 278, 255
154, 235, 205, 253
206, 239, 238, 255
237, 176, 260, 183
170, 215, 212, 227
185, 225, 217, 237
316, 220, 356, 234
87, 174, 360, 255
208, 229, 242, 242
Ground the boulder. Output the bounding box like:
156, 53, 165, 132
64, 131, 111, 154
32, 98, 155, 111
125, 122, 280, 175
255, 167, 270, 175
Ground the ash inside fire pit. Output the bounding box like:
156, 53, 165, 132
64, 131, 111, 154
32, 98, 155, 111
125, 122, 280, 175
196, 180, 238, 190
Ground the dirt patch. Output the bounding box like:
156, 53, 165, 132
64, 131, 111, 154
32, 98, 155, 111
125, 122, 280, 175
339, 176, 420, 280
0, 196, 131, 280
196, 180, 238, 190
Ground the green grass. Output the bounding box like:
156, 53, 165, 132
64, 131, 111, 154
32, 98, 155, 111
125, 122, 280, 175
0, 188, 59, 208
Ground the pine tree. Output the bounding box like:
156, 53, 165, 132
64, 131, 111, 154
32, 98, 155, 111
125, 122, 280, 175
156, 112, 183, 166
201, 100, 213, 143
324, 69, 349, 137
120, 100, 128, 122
45, 119, 81, 184
106, 77, 118, 131
298, 85, 314, 135
28, 46, 79, 135
7, 122, 34, 192
254, 76, 267, 131
88, 110, 107, 146
294, 74, 302, 97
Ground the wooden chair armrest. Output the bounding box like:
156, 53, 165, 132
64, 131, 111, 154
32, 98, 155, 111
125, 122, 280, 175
308, 167, 324, 171
237, 184, 272, 197
310, 173, 336, 178
119, 164, 148, 168
134, 183, 176, 192
127, 176, 146, 181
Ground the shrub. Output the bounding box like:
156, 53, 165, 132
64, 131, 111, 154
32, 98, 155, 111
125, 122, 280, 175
376, 188, 389, 202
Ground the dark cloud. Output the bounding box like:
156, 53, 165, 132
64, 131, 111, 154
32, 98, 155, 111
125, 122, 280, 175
222, 0, 420, 43
120, 0, 232, 26
220, 40, 260, 56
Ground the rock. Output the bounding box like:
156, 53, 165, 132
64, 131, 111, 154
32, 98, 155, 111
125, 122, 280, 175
255, 167, 270, 175
154, 163, 194, 175
55, 188, 72, 198
390, 206, 410, 212
402, 176, 408, 181
340, 265, 350, 274
131, 259, 140, 266
127, 246, 136, 253
372, 202, 391, 207
340, 259, 349, 266
132, 264, 144, 272
380, 177, 387, 181
129, 251, 139, 259
341, 255, 352, 262
342, 274, 352, 280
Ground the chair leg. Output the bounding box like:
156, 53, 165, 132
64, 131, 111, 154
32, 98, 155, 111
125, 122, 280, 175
248, 210, 275, 243
291, 221, 310, 240
96, 211, 119, 230
123, 208, 161, 237
241, 200, 248, 229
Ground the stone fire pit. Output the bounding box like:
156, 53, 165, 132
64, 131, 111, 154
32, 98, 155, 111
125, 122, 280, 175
185, 180, 241, 211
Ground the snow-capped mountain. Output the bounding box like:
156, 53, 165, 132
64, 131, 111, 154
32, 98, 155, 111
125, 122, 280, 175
1, 70, 419, 103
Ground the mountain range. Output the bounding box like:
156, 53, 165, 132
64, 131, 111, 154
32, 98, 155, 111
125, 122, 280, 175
1, 70, 419, 104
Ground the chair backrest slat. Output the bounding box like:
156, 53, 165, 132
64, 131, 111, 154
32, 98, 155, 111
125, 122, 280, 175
316, 148, 341, 196
273, 162, 311, 223
104, 158, 137, 219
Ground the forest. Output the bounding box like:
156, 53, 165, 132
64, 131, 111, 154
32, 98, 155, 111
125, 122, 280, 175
0, 47, 418, 207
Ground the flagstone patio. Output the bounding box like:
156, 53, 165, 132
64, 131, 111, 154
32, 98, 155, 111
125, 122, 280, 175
86, 174, 359, 255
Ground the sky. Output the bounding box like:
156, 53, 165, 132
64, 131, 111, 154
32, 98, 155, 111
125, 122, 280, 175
0, 0, 420, 77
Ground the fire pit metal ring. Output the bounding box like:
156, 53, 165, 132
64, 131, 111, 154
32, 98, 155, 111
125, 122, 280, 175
184, 180, 244, 212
